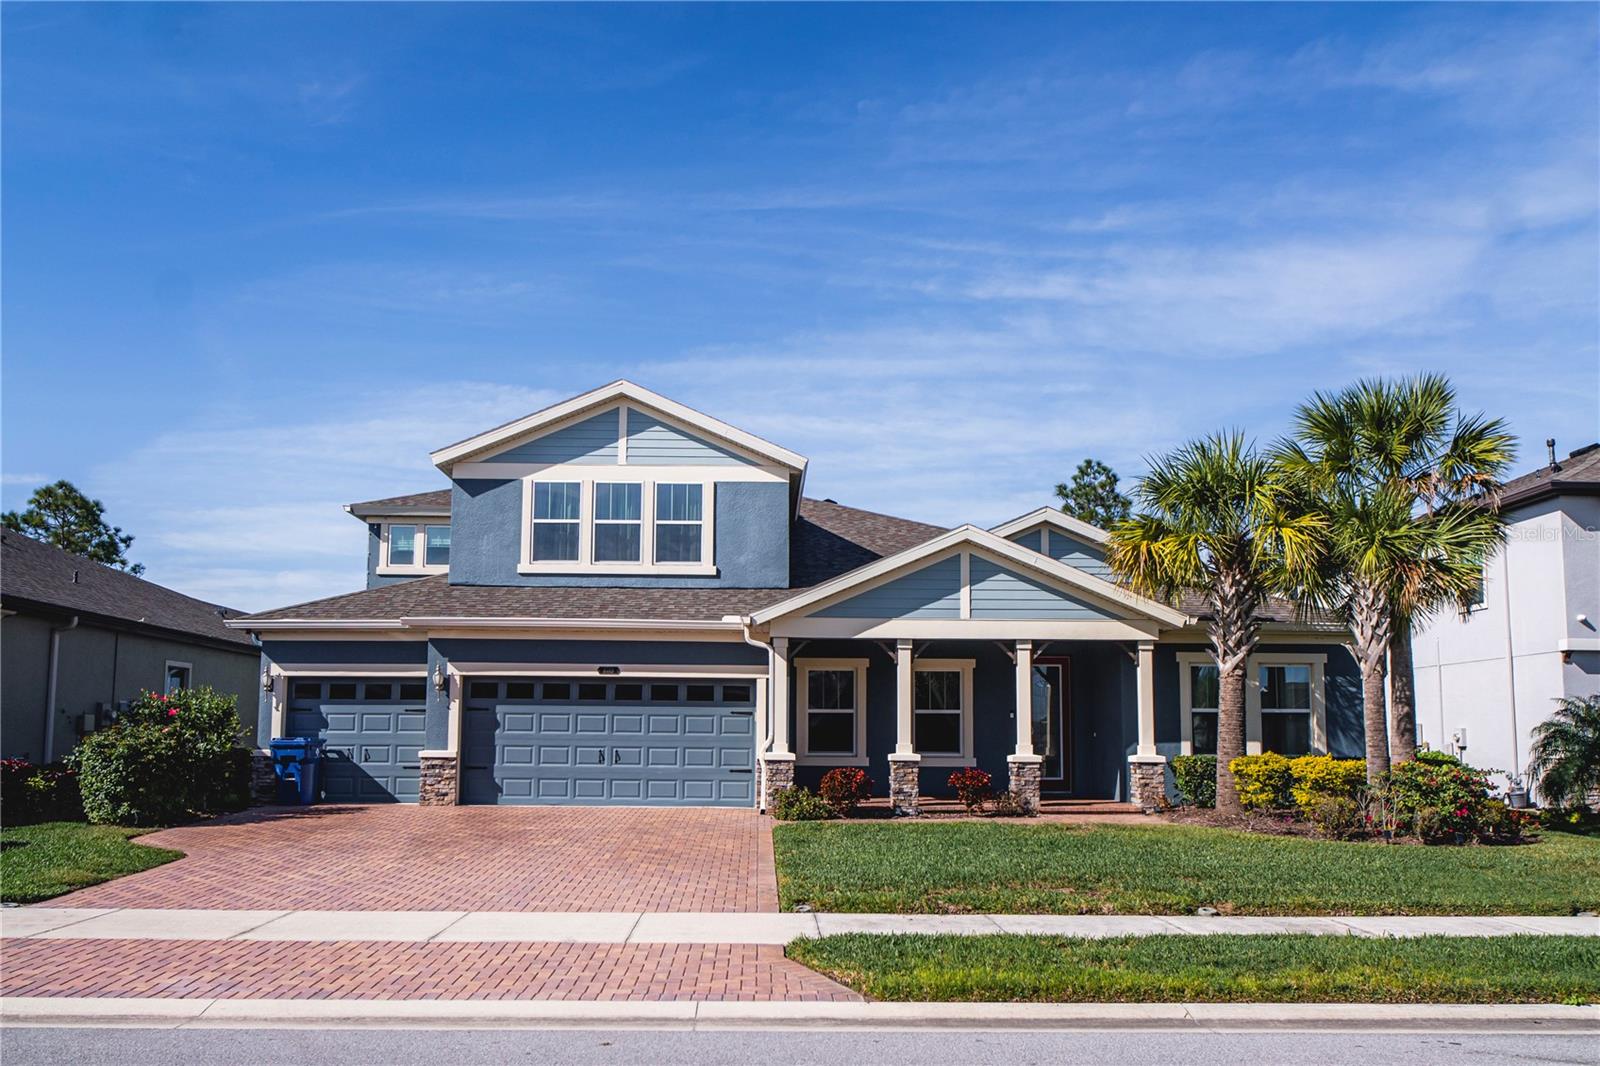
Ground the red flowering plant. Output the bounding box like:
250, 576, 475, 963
948, 767, 993, 813
818, 767, 873, 817
1381, 758, 1498, 843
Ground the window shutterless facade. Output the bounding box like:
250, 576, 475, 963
593, 482, 643, 562
911, 658, 975, 766
164, 661, 192, 694
531, 481, 582, 561
376, 519, 451, 574
520, 477, 716, 575
1179, 651, 1328, 757
654, 483, 703, 563
796, 659, 868, 765
1259, 662, 1312, 756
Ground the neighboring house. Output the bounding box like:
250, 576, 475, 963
234, 380, 1365, 811
1, 531, 261, 763
1410, 441, 1600, 795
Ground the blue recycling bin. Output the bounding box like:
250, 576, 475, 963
269, 738, 324, 805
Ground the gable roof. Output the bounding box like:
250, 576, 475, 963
1, 532, 255, 649
749, 525, 1190, 627
428, 380, 809, 474
989, 506, 1110, 546
1498, 442, 1600, 510
236, 497, 946, 626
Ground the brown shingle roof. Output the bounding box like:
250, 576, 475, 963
346, 489, 452, 516
241, 497, 948, 623
1498, 442, 1600, 510
1, 532, 256, 648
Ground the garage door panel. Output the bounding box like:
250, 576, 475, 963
285, 683, 424, 804
576, 714, 608, 733
647, 747, 680, 767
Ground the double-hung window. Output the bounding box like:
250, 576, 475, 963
531, 482, 582, 561
593, 483, 642, 562
798, 660, 866, 764
424, 524, 451, 566
388, 524, 417, 566
912, 660, 974, 764
1259, 663, 1312, 756
378, 521, 448, 572
655, 483, 703, 563
1186, 661, 1219, 756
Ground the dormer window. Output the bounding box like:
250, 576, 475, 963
520, 477, 717, 576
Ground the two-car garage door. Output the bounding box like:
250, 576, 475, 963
461, 677, 756, 807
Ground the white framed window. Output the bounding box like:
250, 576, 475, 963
519, 476, 717, 576
424, 524, 451, 567
376, 519, 451, 575
796, 658, 868, 765
912, 658, 975, 766
388, 524, 416, 566
1177, 654, 1220, 757
1258, 661, 1314, 756
1178, 651, 1328, 756
164, 661, 192, 694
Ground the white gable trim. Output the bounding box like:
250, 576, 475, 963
749, 526, 1188, 628
429, 381, 808, 473
990, 507, 1111, 547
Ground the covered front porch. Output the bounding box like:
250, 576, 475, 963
760, 636, 1167, 815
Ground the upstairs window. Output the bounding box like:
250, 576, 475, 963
532, 482, 581, 561
388, 525, 416, 566
655, 483, 703, 563
593, 483, 642, 562
425, 524, 451, 566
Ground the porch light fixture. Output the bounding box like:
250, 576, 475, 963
260, 667, 274, 693
433, 663, 447, 693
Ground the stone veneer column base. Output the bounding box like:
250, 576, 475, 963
1006, 754, 1043, 815
418, 751, 460, 806
888, 754, 921, 817
1128, 755, 1169, 812
761, 753, 795, 811
249, 750, 277, 805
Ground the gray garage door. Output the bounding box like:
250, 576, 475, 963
460, 677, 756, 807
286, 678, 426, 803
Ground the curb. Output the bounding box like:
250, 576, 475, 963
3, 997, 1596, 1031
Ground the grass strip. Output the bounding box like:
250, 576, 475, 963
773, 821, 1600, 915
788, 933, 1600, 1003
0, 821, 183, 904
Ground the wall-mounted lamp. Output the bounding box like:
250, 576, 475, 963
260, 667, 274, 693
433, 663, 447, 693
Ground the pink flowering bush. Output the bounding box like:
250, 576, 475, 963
69, 687, 249, 826
1381, 758, 1499, 844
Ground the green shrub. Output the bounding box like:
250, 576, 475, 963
70, 686, 247, 827
1171, 755, 1216, 808
1382, 758, 1496, 843
1289, 756, 1367, 810
0, 759, 83, 825
1414, 749, 1461, 767
1228, 753, 1294, 809
771, 786, 835, 821
1306, 795, 1367, 840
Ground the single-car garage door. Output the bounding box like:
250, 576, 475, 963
286, 678, 426, 803
460, 677, 756, 807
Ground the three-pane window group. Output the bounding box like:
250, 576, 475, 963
532, 481, 703, 564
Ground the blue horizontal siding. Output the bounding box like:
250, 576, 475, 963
1049, 532, 1113, 579
1010, 528, 1044, 552
969, 556, 1120, 619
626, 410, 750, 466
814, 555, 961, 619
485, 408, 620, 465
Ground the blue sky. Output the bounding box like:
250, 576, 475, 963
3, 3, 1596, 611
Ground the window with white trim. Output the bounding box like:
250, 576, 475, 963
655, 483, 703, 563
1259, 663, 1312, 755
377, 520, 450, 573
912, 659, 975, 764
165, 661, 192, 694
797, 659, 867, 764
388, 524, 416, 566
424, 524, 450, 566
593, 482, 643, 562
1186, 662, 1219, 756
531, 482, 582, 561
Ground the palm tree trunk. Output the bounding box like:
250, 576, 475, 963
1350, 581, 1392, 783
1361, 661, 1390, 782
1215, 661, 1247, 814
1388, 621, 1418, 764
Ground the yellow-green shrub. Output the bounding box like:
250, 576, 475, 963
1289, 756, 1366, 810
1227, 752, 1294, 809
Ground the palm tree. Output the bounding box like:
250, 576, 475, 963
1279, 375, 1514, 780
1108, 432, 1322, 813
1526, 695, 1600, 810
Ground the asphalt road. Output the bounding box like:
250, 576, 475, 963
4, 1026, 1597, 1066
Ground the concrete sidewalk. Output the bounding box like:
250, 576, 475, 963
3, 996, 1597, 1032
4, 907, 1595, 944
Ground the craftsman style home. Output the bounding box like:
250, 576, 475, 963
234, 381, 1363, 812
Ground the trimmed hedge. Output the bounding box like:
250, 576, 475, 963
1228, 753, 1295, 810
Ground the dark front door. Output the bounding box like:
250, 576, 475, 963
1030, 658, 1071, 791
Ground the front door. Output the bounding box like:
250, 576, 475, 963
1030, 658, 1071, 791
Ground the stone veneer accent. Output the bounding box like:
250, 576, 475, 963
1128, 757, 1168, 812
761, 755, 795, 811
1006, 755, 1043, 815
419, 754, 460, 806
249, 750, 277, 805
888, 755, 921, 817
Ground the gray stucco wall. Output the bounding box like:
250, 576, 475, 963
2, 611, 260, 762
447, 478, 789, 588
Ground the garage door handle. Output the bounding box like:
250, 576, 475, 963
401, 764, 420, 770
729, 768, 753, 773
730, 709, 753, 716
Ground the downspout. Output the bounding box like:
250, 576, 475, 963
43, 615, 80, 763
738, 617, 775, 809
1499, 549, 1522, 786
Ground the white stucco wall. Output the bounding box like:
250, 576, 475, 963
1410, 494, 1600, 796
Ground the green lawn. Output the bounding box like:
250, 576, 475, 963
788, 933, 1600, 1003
0, 822, 183, 904
773, 821, 1600, 915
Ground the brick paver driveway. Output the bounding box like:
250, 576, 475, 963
51, 805, 777, 912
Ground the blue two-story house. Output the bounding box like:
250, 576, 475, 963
234, 381, 1364, 813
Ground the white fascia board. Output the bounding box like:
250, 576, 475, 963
989, 507, 1110, 546
397, 616, 744, 632
750, 525, 1189, 628
428, 380, 809, 474
228, 619, 409, 631
347, 508, 451, 521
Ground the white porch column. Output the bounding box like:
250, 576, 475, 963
894, 638, 915, 754
1013, 640, 1035, 756
770, 637, 791, 755
1136, 640, 1157, 756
